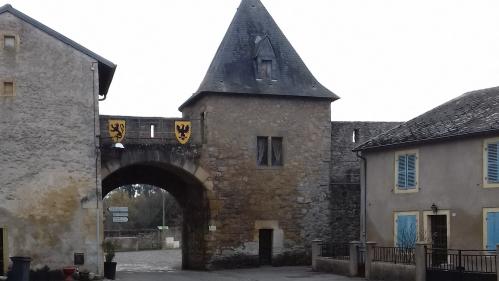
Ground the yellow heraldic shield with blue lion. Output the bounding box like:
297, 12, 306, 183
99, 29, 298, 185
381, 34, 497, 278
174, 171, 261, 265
108, 120, 126, 143
175, 121, 191, 144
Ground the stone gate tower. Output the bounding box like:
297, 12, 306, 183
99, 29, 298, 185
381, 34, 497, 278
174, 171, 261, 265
180, 0, 338, 267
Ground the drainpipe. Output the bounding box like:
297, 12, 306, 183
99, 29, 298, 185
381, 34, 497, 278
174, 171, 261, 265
356, 151, 367, 246
91, 62, 101, 275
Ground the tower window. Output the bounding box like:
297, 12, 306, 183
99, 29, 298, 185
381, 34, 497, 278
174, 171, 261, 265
3, 35, 15, 49
259, 60, 272, 80
257, 136, 283, 167
352, 129, 360, 143
2, 82, 14, 96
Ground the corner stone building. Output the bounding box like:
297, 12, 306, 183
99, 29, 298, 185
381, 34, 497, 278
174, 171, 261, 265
0, 4, 115, 275
0, 0, 399, 274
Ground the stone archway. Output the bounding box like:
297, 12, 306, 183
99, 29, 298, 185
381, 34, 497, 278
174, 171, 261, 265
100, 145, 213, 269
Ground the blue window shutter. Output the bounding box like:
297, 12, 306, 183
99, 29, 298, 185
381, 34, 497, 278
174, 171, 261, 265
486, 212, 499, 251
397, 155, 407, 189
406, 154, 416, 188
488, 143, 499, 183
397, 215, 417, 248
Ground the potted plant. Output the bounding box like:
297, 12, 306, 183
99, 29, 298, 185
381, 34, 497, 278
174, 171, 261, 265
102, 240, 117, 280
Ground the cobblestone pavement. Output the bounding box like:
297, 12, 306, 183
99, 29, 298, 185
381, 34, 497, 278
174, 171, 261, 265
113, 266, 364, 281
112, 250, 363, 281
115, 249, 182, 272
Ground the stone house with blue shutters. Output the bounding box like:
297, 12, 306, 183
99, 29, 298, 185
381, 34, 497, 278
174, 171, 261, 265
354, 86, 499, 251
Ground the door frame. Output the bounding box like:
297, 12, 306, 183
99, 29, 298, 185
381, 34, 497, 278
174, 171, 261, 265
482, 208, 499, 251
423, 210, 450, 248
1, 227, 7, 276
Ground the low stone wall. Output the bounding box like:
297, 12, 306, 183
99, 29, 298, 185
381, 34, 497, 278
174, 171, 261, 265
107, 237, 139, 251
370, 261, 415, 281
315, 257, 350, 276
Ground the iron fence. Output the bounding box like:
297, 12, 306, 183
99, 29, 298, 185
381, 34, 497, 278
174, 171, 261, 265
373, 246, 415, 265
426, 248, 497, 273
320, 242, 350, 260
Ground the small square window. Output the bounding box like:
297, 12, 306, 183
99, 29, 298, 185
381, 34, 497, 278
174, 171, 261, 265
3, 36, 15, 49
3, 82, 14, 96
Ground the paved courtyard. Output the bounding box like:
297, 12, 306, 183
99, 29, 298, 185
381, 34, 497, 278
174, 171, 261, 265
113, 266, 363, 281
112, 250, 364, 281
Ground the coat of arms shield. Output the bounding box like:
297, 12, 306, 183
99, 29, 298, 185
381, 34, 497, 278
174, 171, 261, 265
108, 120, 126, 143
175, 121, 191, 144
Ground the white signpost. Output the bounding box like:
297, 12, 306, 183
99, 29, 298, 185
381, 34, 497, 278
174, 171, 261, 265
109, 207, 129, 223
112, 217, 128, 223
108, 207, 128, 212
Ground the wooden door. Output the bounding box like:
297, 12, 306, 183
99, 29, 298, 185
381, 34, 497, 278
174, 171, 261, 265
259, 229, 273, 265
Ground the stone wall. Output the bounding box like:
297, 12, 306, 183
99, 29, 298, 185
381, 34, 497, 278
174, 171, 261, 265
182, 94, 332, 268
330, 122, 400, 242
0, 12, 101, 272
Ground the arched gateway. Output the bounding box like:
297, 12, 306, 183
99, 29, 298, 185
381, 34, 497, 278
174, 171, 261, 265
100, 116, 214, 269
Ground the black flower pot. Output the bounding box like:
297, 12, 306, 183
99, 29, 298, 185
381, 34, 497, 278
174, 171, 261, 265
9, 256, 31, 281
103, 262, 117, 280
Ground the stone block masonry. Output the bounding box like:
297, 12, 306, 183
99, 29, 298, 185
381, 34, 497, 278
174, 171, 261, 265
330, 122, 401, 243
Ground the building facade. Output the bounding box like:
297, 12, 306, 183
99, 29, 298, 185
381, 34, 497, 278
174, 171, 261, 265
355, 87, 499, 251
0, 0, 400, 275
0, 4, 115, 274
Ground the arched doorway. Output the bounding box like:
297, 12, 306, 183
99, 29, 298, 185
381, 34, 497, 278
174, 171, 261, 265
102, 162, 210, 270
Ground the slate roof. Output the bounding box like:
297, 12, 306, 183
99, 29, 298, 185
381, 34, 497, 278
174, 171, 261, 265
179, 0, 338, 110
0, 4, 116, 98
354, 86, 499, 152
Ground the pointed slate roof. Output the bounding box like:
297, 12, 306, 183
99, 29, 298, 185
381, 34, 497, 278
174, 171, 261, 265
180, 0, 338, 109
354, 86, 499, 152
0, 4, 116, 98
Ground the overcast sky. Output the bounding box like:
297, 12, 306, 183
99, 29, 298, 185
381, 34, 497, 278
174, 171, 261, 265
7, 0, 499, 121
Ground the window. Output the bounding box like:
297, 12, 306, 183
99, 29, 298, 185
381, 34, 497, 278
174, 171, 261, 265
150, 125, 155, 138
1, 82, 14, 97
259, 60, 272, 80
395, 150, 419, 193
394, 212, 418, 248
352, 129, 360, 143
3, 35, 15, 49
271, 137, 283, 166
257, 136, 283, 167
257, 137, 269, 166
483, 208, 499, 251
484, 138, 499, 188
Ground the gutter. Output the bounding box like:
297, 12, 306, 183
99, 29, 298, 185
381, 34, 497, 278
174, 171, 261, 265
356, 151, 367, 245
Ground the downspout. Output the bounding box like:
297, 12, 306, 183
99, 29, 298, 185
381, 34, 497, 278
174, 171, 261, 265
91, 62, 101, 275
356, 151, 367, 245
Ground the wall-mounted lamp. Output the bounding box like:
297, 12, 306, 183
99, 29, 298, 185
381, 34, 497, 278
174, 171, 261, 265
431, 203, 438, 214
111, 142, 125, 149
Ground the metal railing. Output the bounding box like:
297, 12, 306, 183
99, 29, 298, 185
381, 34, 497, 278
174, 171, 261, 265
373, 246, 415, 265
426, 248, 497, 273
320, 242, 350, 260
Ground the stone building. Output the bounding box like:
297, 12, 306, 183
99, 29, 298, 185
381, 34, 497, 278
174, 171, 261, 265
0, 3, 115, 275
0, 0, 400, 275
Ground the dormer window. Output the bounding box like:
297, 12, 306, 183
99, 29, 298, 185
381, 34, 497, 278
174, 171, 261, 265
254, 35, 277, 81
259, 60, 272, 80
